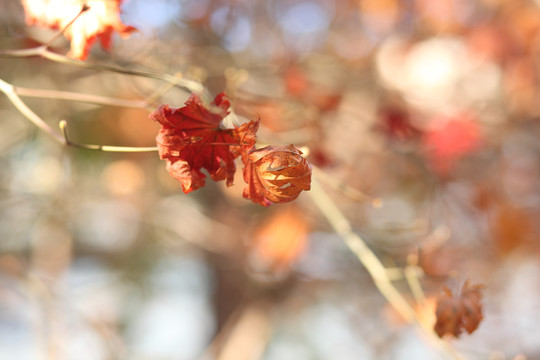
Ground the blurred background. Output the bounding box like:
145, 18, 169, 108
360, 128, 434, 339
1, 0, 540, 359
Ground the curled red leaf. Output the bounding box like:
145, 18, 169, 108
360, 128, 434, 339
243, 145, 312, 207
434, 280, 484, 338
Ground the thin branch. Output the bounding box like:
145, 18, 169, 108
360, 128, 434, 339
0, 78, 64, 144
14, 86, 150, 109
405, 264, 427, 305
312, 165, 382, 206
59, 120, 157, 152
144, 73, 185, 105
43, 4, 90, 48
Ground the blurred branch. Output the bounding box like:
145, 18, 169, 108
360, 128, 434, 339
309, 178, 466, 360
309, 178, 415, 321
405, 263, 427, 305
312, 165, 382, 205
42, 3, 90, 48
0, 78, 158, 152
215, 302, 272, 360
0, 78, 65, 144
12, 71, 190, 111
14, 86, 151, 109
0, 46, 205, 95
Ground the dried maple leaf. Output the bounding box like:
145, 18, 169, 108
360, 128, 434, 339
232, 116, 259, 153
434, 280, 484, 338
22, 0, 136, 59
151, 93, 258, 193
165, 159, 206, 193
243, 145, 312, 207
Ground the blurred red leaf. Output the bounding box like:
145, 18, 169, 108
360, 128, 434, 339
434, 280, 484, 338
284, 66, 309, 97
21, 0, 136, 59
151, 93, 258, 193
377, 105, 421, 141
423, 115, 482, 175
243, 145, 312, 207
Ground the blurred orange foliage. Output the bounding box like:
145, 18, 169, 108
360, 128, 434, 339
434, 280, 484, 338
21, 0, 135, 59
250, 206, 309, 272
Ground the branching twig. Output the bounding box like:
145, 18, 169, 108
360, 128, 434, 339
0, 78, 158, 153
309, 178, 415, 321
0, 47, 205, 95
0, 78, 65, 144
309, 178, 466, 360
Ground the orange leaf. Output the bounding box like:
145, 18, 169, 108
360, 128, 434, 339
242, 145, 312, 207
434, 280, 484, 338
22, 0, 136, 59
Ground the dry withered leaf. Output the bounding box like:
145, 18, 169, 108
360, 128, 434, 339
434, 280, 484, 338
151, 93, 259, 194
151, 92, 309, 206
243, 145, 312, 207
21, 0, 136, 59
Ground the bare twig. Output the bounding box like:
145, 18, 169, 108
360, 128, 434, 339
59, 120, 157, 152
